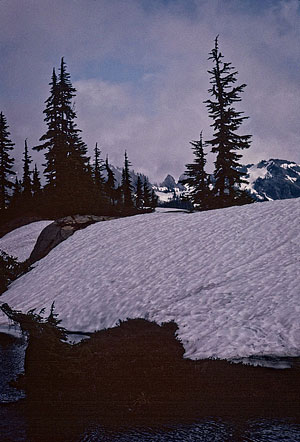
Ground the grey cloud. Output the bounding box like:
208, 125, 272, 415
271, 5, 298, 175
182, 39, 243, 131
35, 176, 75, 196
0, 0, 299, 182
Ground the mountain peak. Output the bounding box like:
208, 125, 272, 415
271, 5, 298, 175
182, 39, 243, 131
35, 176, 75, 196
160, 174, 177, 189
242, 158, 300, 201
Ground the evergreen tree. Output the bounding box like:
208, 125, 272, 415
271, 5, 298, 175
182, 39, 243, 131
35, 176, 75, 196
22, 139, 32, 198
150, 189, 158, 209
0, 112, 15, 210
32, 164, 41, 196
181, 132, 212, 210
135, 175, 143, 209
105, 156, 116, 205
114, 185, 123, 208
121, 151, 134, 208
93, 143, 105, 189
9, 177, 22, 209
56, 58, 90, 199
205, 36, 252, 207
34, 68, 59, 187
143, 179, 152, 207
34, 58, 91, 212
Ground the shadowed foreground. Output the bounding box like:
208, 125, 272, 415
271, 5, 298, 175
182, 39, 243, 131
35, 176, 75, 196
1, 303, 300, 441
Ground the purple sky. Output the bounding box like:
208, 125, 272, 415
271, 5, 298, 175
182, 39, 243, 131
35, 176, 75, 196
1, 0, 299, 183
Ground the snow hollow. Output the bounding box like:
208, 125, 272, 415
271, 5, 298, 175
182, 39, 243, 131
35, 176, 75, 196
1, 198, 300, 362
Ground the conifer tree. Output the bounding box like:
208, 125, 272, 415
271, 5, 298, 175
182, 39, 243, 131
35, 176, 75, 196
93, 143, 105, 189
34, 58, 91, 212
115, 185, 123, 207
22, 139, 32, 198
0, 112, 15, 210
57, 58, 90, 198
150, 189, 158, 209
205, 36, 252, 207
105, 156, 116, 205
181, 132, 212, 210
121, 151, 134, 208
34, 68, 59, 187
32, 164, 41, 196
135, 175, 143, 209
10, 177, 22, 208
143, 179, 152, 207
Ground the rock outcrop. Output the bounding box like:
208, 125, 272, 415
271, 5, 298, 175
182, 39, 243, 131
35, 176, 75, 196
28, 215, 116, 264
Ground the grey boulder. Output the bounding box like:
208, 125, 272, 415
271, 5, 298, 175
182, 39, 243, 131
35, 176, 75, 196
28, 215, 115, 264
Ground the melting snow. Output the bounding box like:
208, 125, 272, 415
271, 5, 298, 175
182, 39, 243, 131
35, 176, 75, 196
0, 199, 300, 361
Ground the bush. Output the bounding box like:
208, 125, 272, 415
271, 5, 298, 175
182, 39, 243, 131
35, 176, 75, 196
0, 249, 30, 294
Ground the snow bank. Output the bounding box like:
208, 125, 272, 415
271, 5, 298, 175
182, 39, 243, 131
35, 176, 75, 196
0, 221, 52, 261
1, 199, 299, 361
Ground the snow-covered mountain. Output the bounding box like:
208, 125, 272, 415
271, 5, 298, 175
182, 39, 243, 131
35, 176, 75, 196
240, 159, 300, 201
1, 198, 299, 363
151, 174, 184, 204
155, 159, 300, 205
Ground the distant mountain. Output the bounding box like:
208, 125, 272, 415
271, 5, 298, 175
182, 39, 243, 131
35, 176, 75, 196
160, 174, 177, 189
240, 159, 300, 201
155, 159, 300, 204
106, 159, 300, 204
104, 165, 150, 190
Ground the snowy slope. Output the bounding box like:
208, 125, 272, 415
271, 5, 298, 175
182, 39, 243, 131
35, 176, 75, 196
0, 200, 300, 362
0, 221, 52, 261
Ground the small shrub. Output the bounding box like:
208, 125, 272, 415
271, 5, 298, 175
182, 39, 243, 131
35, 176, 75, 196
0, 249, 31, 294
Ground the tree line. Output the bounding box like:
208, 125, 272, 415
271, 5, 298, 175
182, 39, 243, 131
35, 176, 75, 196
0, 36, 253, 222
0, 59, 157, 222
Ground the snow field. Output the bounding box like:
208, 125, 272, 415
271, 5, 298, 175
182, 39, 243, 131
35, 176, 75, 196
0, 199, 300, 361
0, 221, 52, 261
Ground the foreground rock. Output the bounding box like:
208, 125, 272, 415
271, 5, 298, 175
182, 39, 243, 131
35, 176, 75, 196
28, 214, 117, 264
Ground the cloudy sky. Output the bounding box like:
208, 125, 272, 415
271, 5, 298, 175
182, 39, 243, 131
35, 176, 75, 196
1, 0, 299, 183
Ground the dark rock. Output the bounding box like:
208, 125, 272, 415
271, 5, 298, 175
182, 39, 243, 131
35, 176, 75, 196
28, 214, 116, 264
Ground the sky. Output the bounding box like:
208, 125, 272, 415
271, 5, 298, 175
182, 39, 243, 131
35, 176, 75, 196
0, 0, 299, 183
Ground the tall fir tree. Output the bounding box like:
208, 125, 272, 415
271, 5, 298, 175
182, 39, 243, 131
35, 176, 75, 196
22, 139, 32, 198
93, 143, 105, 189
121, 151, 134, 208
143, 179, 152, 207
34, 68, 59, 187
0, 112, 15, 210
135, 175, 143, 209
181, 132, 212, 210
105, 156, 116, 206
114, 184, 123, 207
9, 177, 22, 209
34, 58, 91, 212
150, 189, 158, 209
205, 36, 252, 207
32, 164, 41, 196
